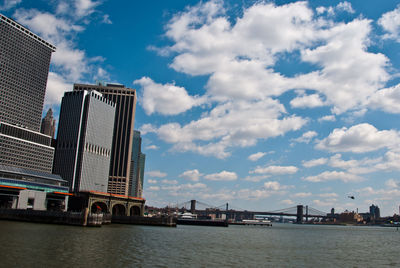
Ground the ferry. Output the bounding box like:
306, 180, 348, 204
241, 219, 272, 226
178, 212, 197, 219
177, 212, 228, 227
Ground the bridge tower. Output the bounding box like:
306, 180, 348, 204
296, 205, 303, 223
226, 203, 229, 222
190, 200, 196, 213
305, 205, 308, 222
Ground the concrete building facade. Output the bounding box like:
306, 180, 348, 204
0, 14, 55, 131
53, 90, 115, 193
0, 122, 54, 173
0, 13, 56, 174
73, 83, 137, 196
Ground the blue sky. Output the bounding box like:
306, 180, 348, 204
2, 0, 400, 216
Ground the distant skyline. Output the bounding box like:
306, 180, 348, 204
2, 0, 400, 215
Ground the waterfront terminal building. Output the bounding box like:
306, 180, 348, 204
0, 165, 69, 210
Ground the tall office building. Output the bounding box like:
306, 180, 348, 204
0, 14, 56, 173
369, 204, 380, 220
73, 83, 137, 196
53, 90, 116, 193
137, 152, 146, 197
0, 14, 70, 211
129, 131, 146, 197
40, 108, 56, 138
0, 14, 55, 131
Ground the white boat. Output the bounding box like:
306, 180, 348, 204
179, 212, 197, 219
242, 219, 272, 226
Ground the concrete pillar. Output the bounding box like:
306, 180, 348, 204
64, 196, 69, 212
12, 196, 18, 209
33, 191, 46, 210
17, 190, 28, 209
83, 207, 89, 226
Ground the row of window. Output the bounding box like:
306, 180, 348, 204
0, 138, 54, 173
0, 123, 51, 146
0, 18, 55, 51
84, 142, 111, 157
0, 60, 49, 87
74, 86, 136, 96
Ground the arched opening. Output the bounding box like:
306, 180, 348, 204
91, 202, 108, 214
130, 206, 141, 216
112, 204, 126, 216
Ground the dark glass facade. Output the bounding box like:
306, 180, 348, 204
129, 131, 146, 197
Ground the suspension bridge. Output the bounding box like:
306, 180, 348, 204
169, 200, 332, 223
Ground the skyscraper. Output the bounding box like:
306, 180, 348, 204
129, 130, 146, 197
369, 204, 380, 220
40, 108, 56, 138
0, 14, 70, 211
0, 14, 55, 173
0, 14, 55, 131
73, 83, 137, 196
53, 90, 116, 193
137, 152, 146, 198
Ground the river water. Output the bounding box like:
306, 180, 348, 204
0, 221, 399, 267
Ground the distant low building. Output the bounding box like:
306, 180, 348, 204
338, 210, 363, 223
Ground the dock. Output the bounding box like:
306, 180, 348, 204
0, 208, 176, 227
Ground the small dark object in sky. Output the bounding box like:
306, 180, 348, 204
348, 196, 355, 200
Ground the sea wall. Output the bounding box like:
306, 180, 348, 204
0, 208, 86, 226
112, 215, 177, 227
0, 209, 176, 227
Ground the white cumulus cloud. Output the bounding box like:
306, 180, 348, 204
134, 77, 205, 115
293, 192, 312, 198
290, 94, 325, 109
146, 171, 167, 178
248, 152, 267, 162
141, 0, 393, 159
378, 4, 400, 42
251, 165, 298, 175
302, 158, 328, 168
316, 123, 400, 153
292, 131, 318, 144
179, 169, 203, 182
204, 171, 237, 181
303, 171, 363, 183
368, 84, 400, 114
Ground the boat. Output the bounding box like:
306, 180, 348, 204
240, 219, 272, 226
177, 212, 228, 227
